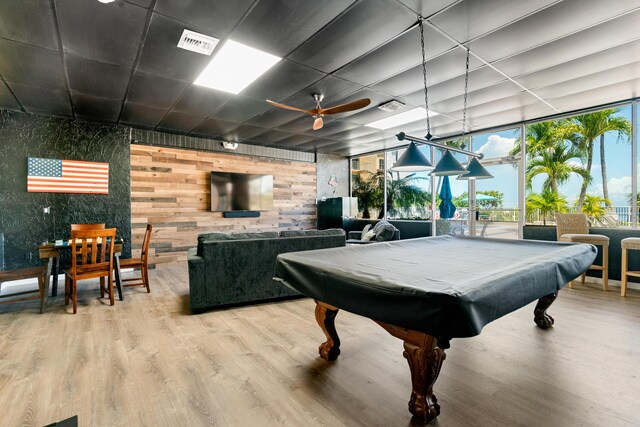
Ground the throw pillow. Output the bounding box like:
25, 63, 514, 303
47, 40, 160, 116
361, 230, 376, 241
360, 224, 372, 237
374, 223, 397, 241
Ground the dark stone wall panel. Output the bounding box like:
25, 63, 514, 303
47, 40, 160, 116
0, 110, 131, 269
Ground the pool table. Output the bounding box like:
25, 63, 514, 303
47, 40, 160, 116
274, 235, 596, 424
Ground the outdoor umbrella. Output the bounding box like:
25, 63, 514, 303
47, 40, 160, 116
439, 176, 456, 219
475, 193, 497, 201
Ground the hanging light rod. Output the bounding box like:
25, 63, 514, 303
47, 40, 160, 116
396, 132, 484, 159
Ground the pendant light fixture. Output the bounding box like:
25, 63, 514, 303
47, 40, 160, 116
391, 18, 433, 172
456, 48, 493, 180
390, 141, 433, 172
392, 20, 492, 179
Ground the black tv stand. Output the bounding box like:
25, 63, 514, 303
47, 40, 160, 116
223, 211, 260, 218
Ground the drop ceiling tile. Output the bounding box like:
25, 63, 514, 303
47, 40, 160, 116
232, 0, 355, 57
0, 82, 22, 111
213, 96, 270, 123
329, 88, 399, 122
467, 0, 640, 63
396, 0, 459, 18
371, 49, 484, 97
156, 111, 207, 134
243, 108, 302, 129
220, 124, 269, 143
190, 117, 239, 137
120, 102, 167, 128
56, 0, 147, 68
246, 129, 297, 145
430, 81, 526, 114
153, 0, 254, 37
274, 133, 317, 147
494, 10, 640, 78
172, 85, 231, 117
137, 13, 218, 82
548, 79, 640, 111
0, 39, 66, 89
535, 65, 640, 102
242, 60, 324, 102
430, 0, 559, 44
514, 39, 640, 91
398, 66, 507, 106
321, 125, 380, 142
65, 54, 130, 100
335, 25, 454, 86
125, 71, 189, 109
0, 0, 58, 49
126, 0, 153, 8
8, 82, 72, 117
289, 0, 415, 73
71, 93, 121, 122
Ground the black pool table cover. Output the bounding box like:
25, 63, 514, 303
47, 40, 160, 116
274, 235, 597, 339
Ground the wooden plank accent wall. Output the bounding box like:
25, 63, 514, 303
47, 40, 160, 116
130, 144, 317, 269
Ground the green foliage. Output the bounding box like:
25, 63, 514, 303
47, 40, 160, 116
351, 172, 383, 219
381, 171, 432, 219
577, 194, 611, 220
526, 190, 569, 225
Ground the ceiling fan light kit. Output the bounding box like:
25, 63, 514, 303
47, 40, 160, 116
266, 94, 370, 131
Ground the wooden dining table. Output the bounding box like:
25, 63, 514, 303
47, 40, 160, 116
38, 239, 124, 310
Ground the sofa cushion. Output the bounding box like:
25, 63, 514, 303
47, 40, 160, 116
280, 229, 345, 237
197, 231, 280, 254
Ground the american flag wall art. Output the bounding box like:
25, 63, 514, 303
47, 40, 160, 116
27, 157, 109, 194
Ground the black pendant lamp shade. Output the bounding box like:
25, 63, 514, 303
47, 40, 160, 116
390, 142, 433, 172
430, 150, 467, 176
457, 157, 493, 180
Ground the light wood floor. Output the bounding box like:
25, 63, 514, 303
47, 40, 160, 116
1, 269, 639, 427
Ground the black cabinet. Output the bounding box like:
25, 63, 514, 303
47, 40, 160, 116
317, 197, 357, 230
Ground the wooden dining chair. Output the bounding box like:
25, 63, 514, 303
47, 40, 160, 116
71, 223, 105, 231
118, 224, 153, 293
64, 228, 116, 314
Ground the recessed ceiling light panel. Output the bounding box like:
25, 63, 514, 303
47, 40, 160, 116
366, 108, 438, 130
194, 40, 281, 94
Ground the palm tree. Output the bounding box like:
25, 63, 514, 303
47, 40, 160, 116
525, 140, 590, 193
377, 171, 431, 219
578, 194, 612, 220
526, 190, 569, 225
352, 172, 383, 219
572, 109, 631, 207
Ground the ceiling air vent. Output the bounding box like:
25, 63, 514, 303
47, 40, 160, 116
378, 100, 405, 112
177, 30, 219, 56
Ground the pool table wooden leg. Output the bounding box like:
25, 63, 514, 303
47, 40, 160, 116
377, 323, 446, 424
315, 301, 341, 361
534, 291, 558, 329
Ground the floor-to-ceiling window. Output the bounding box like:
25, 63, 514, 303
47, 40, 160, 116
471, 128, 521, 239
350, 100, 639, 236
524, 106, 633, 228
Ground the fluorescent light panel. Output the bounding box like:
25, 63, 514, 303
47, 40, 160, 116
366, 107, 439, 130
194, 40, 281, 94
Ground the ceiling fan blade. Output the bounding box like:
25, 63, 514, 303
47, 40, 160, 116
266, 99, 313, 115
313, 117, 324, 130
319, 98, 371, 115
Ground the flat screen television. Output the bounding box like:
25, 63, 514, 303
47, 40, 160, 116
210, 172, 274, 212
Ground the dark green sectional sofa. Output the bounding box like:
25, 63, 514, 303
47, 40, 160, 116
188, 229, 346, 312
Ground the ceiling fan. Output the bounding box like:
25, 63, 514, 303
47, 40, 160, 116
266, 94, 371, 130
